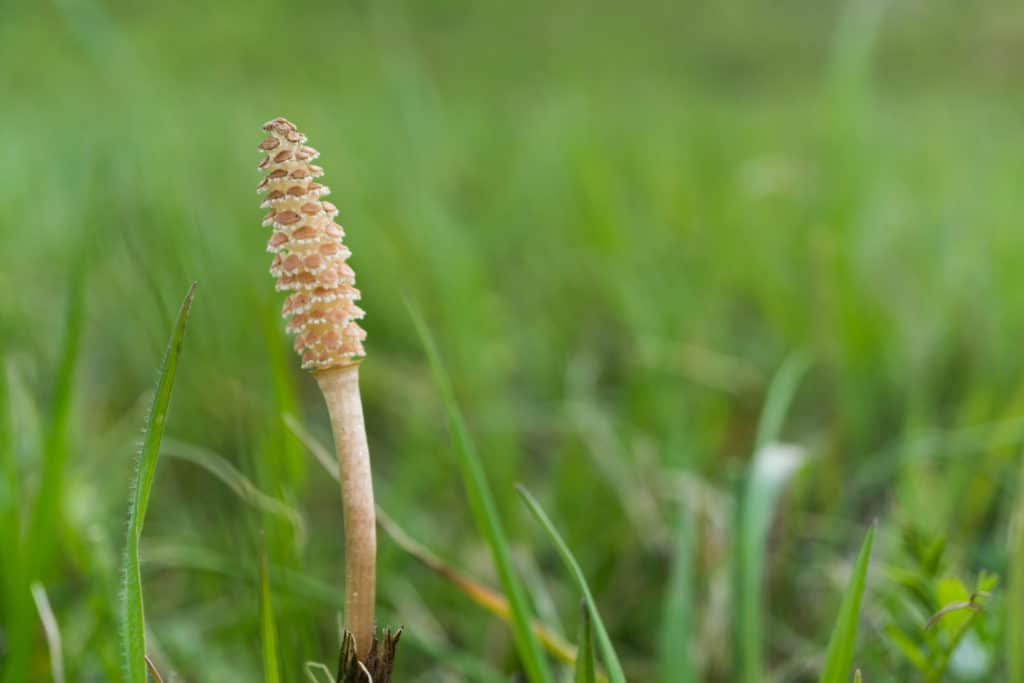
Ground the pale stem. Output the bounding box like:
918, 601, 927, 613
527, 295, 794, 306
315, 364, 376, 661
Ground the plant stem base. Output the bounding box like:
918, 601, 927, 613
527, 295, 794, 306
337, 627, 402, 682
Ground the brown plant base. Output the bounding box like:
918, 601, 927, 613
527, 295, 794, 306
336, 627, 402, 682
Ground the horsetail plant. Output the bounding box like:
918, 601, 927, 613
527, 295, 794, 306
258, 117, 399, 679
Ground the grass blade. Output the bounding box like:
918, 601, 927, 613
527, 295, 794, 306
0, 359, 14, 533
162, 438, 307, 550
657, 500, 696, 683
1010, 465, 1024, 683
119, 283, 197, 683
30, 581, 65, 683
818, 524, 876, 683
259, 533, 282, 683
406, 300, 553, 683
574, 603, 596, 683
738, 351, 811, 683
2, 269, 85, 683
376, 507, 595, 674
516, 484, 627, 683
289, 418, 603, 680
754, 351, 811, 451
27, 264, 85, 572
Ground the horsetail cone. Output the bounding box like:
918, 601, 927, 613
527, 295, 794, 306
259, 117, 390, 668
259, 116, 367, 369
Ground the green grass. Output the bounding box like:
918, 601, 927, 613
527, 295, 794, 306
574, 603, 597, 683
2, 0, 1023, 680
259, 533, 282, 683
409, 300, 553, 683
120, 284, 196, 683
1011, 482, 1024, 682
657, 498, 696, 683
517, 484, 627, 683
819, 524, 875, 683
736, 352, 810, 683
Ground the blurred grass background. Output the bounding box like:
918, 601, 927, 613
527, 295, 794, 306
3, 0, 1024, 680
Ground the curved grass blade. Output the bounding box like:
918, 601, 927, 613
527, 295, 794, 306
304, 662, 335, 683
738, 351, 811, 683
119, 283, 197, 683
754, 351, 811, 451
574, 602, 596, 683
516, 484, 627, 683
30, 581, 65, 683
406, 299, 553, 683
376, 508, 581, 668
289, 417, 602, 680
162, 438, 307, 550
259, 533, 282, 683
818, 524, 876, 683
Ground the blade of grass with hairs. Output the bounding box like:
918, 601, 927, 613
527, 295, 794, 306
257, 117, 399, 676
121, 283, 196, 683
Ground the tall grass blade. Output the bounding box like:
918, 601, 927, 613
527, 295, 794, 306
0, 359, 16, 561
1009, 479, 1024, 683
574, 602, 596, 683
119, 283, 197, 683
259, 533, 282, 683
0, 359, 13, 524
818, 524, 876, 683
376, 507, 594, 673
27, 266, 85, 572
406, 300, 553, 683
657, 500, 696, 683
290, 418, 600, 679
829, 0, 889, 107
738, 352, 811, 683
3, 268, 85, 683
516, 485, 627, 683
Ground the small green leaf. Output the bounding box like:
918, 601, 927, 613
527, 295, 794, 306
818, 524, 875, 683
934, 577, 972, 636
975, 571, 998, 595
